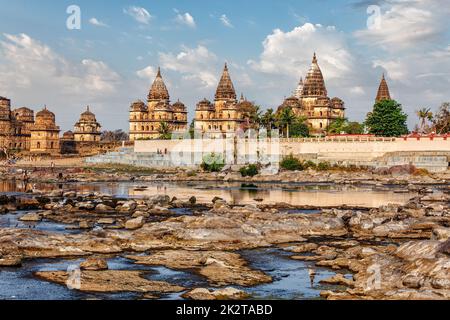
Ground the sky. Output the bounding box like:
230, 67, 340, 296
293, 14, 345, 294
0, 0, 449, 132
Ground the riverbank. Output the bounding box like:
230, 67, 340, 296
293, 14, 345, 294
1, 162, 449, 187
0, 181, 449, 300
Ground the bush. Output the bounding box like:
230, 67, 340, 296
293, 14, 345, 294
317, 161, 331, 171
280, 155, 304, 171
201, 153, 225, 172
240, 164, 259, 177
303, 160, 317, 170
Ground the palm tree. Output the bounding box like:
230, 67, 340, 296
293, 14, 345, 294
158, 122, 171, 140
416, 108, 433, 133
277, 107, 296, 138
249, 105, 263, 128
261, 109, 276, 131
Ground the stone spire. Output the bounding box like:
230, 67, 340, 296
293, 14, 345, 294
375, 73, 391, 103
148, 67, 170, 102
302, 53, 327, 97
293, 77, 304, 99
215, 63, 237, 101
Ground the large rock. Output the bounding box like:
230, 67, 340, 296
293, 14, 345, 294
80, 258, 109, 271
19, 212, 42, 222
35, 270, 184, 293
125, 216, 145, 230
95, 204, 114, 212
182, 287, 249, 300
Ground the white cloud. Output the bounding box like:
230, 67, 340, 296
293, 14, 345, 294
0, 33, 123, 130
89, 17, 108, 27
350, 86, 365, 95
123, 6, 152, 25
136, 66, 157, 80
354, 0, 450, 51
220, 14, 233, 28
174, 10, 196, 28
159, 45, 218, 88
248, 23, 354, 80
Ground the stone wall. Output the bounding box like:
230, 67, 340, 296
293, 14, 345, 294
86, 136, 450, 172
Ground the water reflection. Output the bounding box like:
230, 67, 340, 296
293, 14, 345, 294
0, 180, 417, 208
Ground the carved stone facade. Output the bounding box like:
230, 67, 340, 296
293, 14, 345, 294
0, 96, 34, 152
194, 64, 256, 137
74, 106, 102, 142
30, 107, 60, 154
129, 68, 188, 141
376, 74, 391, 103
277, 54, 346, 135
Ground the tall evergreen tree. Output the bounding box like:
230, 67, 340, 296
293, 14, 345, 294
365, 100, 408, 137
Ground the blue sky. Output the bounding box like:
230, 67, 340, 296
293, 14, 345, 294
0, 0, 449, 131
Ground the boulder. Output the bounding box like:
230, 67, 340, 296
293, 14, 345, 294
95, 204, 114, 212
125, 216, 145, 230
80, 258, 109, 271
182, 287, 249, 300
19, 212, 42, 222
76, 202, 96, 210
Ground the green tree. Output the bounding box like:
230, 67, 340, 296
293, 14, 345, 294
261, 109, 276, 131
290, 117, 310, 138
327, 118, 348, 134
276, 107, 296, 138
249, 105, 263, 128
433, 102, 450, 134
189, 119, 195, 139
158, 122, 172, 140
416, 107, 433, 133
365, 100, 408, 137
328, 118, 365, 135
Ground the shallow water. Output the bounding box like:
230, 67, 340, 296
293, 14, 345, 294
1, 180, 418, 208
0, 249, 346, 301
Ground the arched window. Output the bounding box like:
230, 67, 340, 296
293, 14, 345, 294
320, 123, 323, 129
37, 142, 41, 149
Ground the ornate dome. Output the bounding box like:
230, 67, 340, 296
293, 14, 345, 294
148, 67, 170, 102
13, 107, 34, 122
0, 96, 11, 108
130, 100, 147, 112
62, 130, 75, 140
154, 101, 171, 111
302, 53, 328, 97
172, 100, 186, 112
196, 98, 214, 110
80, 106, 97, 122
279, 96, 302, 110
376, 74, 391, 103
36, 107, 55, 122
331, 97, 345, 109
293, 78, 304, 99
215, 63, 237, 101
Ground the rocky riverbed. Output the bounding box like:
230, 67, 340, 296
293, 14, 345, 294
0, 178, 449, 300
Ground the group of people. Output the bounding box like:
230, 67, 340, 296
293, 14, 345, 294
156, 149, 168, 155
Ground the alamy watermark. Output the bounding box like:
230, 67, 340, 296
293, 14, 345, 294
66, 5, 81, 30
367, 5, 382, 30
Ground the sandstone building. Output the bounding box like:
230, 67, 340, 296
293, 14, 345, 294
375, 74, 391, 103
0, 96, 34, 152
74, 106, 102, 142
277, 53, 346, 135
129, 68, 188, 141
30, 107, 60, 154
194, 63, 257, 137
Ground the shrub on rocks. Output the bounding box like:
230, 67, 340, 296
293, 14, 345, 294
239, 164, 259, 177
280, 155, 304, 171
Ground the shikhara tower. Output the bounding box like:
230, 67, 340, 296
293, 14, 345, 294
194, 63, 257, 137
277, 53, 346, 135
129, 68, 188, 141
